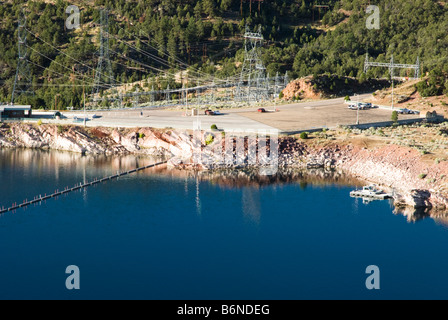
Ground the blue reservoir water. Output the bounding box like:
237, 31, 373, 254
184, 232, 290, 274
1, 149, 448, 300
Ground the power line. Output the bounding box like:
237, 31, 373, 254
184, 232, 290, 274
109, 48, 181, 80
123, 29, 237, 84
109, 42, 221, 85
28, 59, 111, 89
130, 29, 209, 77
26, 45, 111, 88
110, 32, 212, 84
26, 28, 124, 87
17, 6, 282, 110
364, 53, 421, 79
110, 35, 177, 73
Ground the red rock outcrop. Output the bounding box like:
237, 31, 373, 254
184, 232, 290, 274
281, 76, 321, 100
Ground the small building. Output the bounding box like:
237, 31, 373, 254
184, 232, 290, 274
0, 104, 32, 120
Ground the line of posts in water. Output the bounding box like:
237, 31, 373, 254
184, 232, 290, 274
0, 161, 167, 215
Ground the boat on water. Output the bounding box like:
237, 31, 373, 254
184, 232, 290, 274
350, 185, 393, 201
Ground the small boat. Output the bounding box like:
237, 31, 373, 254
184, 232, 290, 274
350, 184, 392, 200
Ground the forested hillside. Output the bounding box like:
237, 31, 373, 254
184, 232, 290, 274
293, 0, 448, 79
0, 0, 447, 109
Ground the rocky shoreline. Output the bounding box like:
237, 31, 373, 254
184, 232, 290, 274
1, 122, 447, 211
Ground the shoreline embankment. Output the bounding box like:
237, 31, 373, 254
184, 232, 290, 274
1, 122, 447, 210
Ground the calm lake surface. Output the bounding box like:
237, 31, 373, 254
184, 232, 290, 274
1, 149, 448, 300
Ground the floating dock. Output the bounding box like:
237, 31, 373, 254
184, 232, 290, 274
350, 190, 392, 200
349, 184, 393, 201
0, 161, 167, 215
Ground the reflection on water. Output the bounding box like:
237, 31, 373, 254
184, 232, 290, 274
0, 149, 165, 210
0, 148, 163, 174
2, 149, 448, 299
394, 206, 448, 227
195, 174, 202, 216
1, 148, 447, 225
147, 166, 364, 190
242, 188, 261, 224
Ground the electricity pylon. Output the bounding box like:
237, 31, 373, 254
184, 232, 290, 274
238, 26, 268, 103
11, 8, 33, 104
91, 9, 114, 108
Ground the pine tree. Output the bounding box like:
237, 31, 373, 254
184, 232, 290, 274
186, 17, 198, 44
194, 2, 202, 18
167, 32, 178, 67
220, 0, 232, 12
202, 0, 216, 18
155, 29, 165, 57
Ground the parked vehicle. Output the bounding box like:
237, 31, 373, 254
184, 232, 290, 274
205, 110, 215, 116
359, 103, 369, 110
400, 108, 418, 115
349, 103, 368, 110
257, 108, 266, 113
73, 117, 88, 123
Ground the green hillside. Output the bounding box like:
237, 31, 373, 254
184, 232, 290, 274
293, 0, 448, 79
0, 0, 447, 109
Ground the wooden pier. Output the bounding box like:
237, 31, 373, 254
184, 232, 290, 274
0, 161, 167, 215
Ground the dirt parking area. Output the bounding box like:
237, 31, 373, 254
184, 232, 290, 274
238, 97, 421, 133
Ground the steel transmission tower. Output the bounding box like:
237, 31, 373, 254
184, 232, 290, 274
364, 53, 421, 80
91, 9, 114, 108
238, 26, 268, 103
11, 9, 33, 103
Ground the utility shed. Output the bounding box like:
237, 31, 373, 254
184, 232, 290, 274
0, 105, 32, 119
